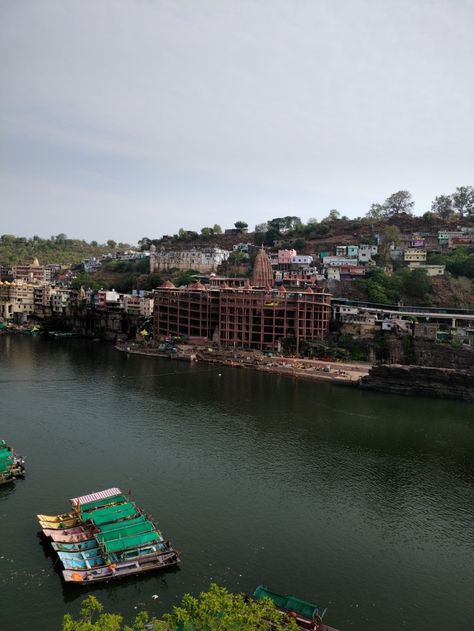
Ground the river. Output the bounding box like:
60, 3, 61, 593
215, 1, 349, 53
0, 335, 473, 631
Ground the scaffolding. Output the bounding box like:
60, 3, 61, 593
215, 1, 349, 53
154, 286, 332, 354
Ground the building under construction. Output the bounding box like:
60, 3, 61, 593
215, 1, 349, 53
153, 248, 332, 354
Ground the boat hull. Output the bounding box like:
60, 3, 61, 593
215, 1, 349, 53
37, 512, 76, 523
52, 539, 98, 553
62, 551, 179, 583
43, 528, 93, 543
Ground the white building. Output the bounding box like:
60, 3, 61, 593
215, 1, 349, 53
358, 245, 378, 263
150, 248, 230, 274
290, 255, 314, 266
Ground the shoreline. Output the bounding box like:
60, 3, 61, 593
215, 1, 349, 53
114, 342, 370, 387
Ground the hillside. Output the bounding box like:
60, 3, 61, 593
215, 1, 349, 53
0, 235, 131, 266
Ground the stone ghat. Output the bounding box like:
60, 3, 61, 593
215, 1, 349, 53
360, 364, 474, 402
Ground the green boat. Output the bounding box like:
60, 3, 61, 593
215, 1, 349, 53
0, 440, 25, 482
253, 585, 340, 630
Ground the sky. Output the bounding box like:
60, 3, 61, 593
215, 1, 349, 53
1, 0, 473, 244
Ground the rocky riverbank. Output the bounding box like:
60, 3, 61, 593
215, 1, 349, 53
360, 364, 474, 402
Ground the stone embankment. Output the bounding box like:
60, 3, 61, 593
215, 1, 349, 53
360, 364, 474, 402
115, 342, 370, 386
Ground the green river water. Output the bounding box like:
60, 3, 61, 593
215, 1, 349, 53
0, 335, 473, 631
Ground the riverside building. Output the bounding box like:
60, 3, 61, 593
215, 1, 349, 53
153, 248, 332, 354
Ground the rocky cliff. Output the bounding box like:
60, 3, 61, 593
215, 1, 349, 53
360, 364, 474, 402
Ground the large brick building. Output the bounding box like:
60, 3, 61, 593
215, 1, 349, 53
153, 283, 331, 353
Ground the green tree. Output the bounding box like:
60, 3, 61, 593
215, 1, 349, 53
378, 225, 401, 264
107, 240, 117, 250
366, 203, 384, 221
201, 227, 213, 237
61, 585, 298, 631
212, 224, 222, 235
163, 583, 298, 631
382, 190, 414, 216
404, 268, 431, 301
431, 195, 454, 219
452, 186, 474, 217
234, 221, 248, 230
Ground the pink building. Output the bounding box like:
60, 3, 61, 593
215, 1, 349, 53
277, 249, 297, 264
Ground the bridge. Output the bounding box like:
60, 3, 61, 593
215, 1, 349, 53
332, 298, 474, 327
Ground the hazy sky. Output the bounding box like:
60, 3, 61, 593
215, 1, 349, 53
1, 0, 473, 244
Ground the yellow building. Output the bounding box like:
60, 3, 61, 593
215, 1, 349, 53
404, 248, 427, 263
0, 281, 35, 321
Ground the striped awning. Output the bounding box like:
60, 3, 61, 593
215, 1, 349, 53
70, 488, 122, 506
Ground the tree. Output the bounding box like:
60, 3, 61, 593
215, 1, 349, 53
201, 227, 213, 237
366, 203, 384, 221
212, 224, 222, 235
107, 240, 117, 250
452, 186, 474, 217
378, 225, 401, 264
163, 583, 298, 630
328, 209, 340, 221
61, 587, 299, 631
382, 190, 414, 216
254, 222, 268, 233
234, 221, 248, 230
404, 268, 431, 300
431, 195, 454, 219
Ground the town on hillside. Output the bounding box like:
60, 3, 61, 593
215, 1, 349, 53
1, 190, 474, 399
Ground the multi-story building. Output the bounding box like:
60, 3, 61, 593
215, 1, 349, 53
153, 284, 332, 354
83, 258, 102, 273
277, 249, 297, 265
149, 247, 230, 274
153, 247, 330, 353
50, 289, 72, 314
123, 293, 154, 317
404, 248, 427, 263
358, 244, 378, 263
0, 281, 35, 322
11, 259, 51, 283
290, 255, 314, 267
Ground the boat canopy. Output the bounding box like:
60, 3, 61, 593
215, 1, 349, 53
253, 585, 325, 620
70, 487, 123, 507
97, 514, 147, 532
79, 494, 126, 514
96, 520, 156, 543
103, 530, 161, 554
90, 503, 138, 526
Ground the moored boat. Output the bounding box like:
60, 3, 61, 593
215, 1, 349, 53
39, 487, 179, 584
253, 585, 341, 631
0, 440, 26, 481
62, 549, 179, 584
52, 539, 99, 553
37, 512, 76, 523
38, 516, 79, 530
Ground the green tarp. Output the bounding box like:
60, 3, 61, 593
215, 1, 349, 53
98, 515, 147, 533
91, 503, 137, 526
253, 586, 321, 620
96, 520, 156, 543
80, 494, 126, 515
82, 501, 134, 523
103, 530, 160, 554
